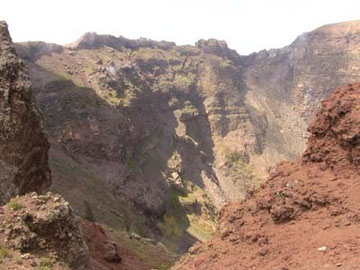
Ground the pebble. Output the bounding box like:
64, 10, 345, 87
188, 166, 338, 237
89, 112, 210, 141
20, 253, 31, 260
318, 246, 327, 252
258, 247, 269, 256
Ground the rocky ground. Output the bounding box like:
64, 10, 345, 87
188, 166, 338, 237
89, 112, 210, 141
81, 219, 175, 269
0, 192, 89, 269
174, 83, 360, 269
0, 191, 175, 270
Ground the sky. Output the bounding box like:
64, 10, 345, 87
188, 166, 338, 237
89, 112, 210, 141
1, 0, 360, 55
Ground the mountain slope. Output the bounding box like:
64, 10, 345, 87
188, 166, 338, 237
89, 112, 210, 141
15, 36, 255, 252
174, 83, 360, 269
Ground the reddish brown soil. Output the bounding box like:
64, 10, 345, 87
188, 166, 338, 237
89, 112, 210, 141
81, 220, 148, 270
174, 83, 360, 270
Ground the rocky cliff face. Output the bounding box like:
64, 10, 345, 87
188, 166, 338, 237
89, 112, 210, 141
0, 21, 51, 204
0, 22, 94, 270
0, 192, 90, 269
14, 20, 360, 253
174, 83, 360, 269
16, 34, 254, 252
242, 20, 360, 162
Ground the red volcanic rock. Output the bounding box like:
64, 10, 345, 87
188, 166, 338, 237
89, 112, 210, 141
174, 83, 360, 269
304, 83, 360, 171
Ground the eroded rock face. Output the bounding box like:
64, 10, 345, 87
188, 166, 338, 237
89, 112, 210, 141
242, 20, 360, 162
173, 83, 360, 270
0, 21, 51, 204
16, 34, 249, 252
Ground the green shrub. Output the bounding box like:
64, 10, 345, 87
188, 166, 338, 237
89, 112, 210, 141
127, 159, 137, 171
39, 257, 53, 269
160, 214, 183, 239
182, 100, 197, 113
227, 151, 249, 164
8, 199, 23, 211
0, 245, 12, 258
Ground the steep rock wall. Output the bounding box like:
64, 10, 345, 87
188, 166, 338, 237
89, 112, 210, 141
0, 21, 51, 204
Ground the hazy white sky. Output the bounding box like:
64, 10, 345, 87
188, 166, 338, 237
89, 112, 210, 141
1, 0, 360, 55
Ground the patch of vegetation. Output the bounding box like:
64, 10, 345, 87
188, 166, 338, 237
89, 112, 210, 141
127, 159, 137, 171
226, 151, 262, 189
97, 48, 121, 62
174, 74, 194, 89
0, 245, 12, 259
104, 89, 120, 105
219, 59, 233, 68
186, 213, 217, 241
158, 180, 217, 252
83, 200, 95, 222
132, 47, 152, 59
15, 258, 23, 265
227, 151, 249, 164
8, 199, 23, 211
158, 262, 175, 270
109, 228, 176, 269
39, 257, 53, 269
84, 63, 97, 75
168, 187, 185, 208
159, 214, 184, 239
157, 187, 189, 248
177, 182, 217, 241
118, 88, 137, 107
182, 100, 198, 114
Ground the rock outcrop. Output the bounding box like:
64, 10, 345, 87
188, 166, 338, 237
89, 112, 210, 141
66, 32, 176, 50
0, 192, 90, 269
174, 83, 360, 269
0, 21, 51, 204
